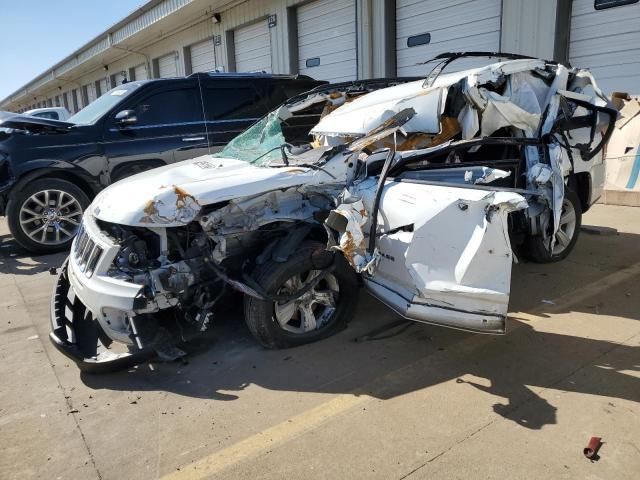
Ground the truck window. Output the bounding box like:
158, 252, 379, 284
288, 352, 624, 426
132, 88, 203, 126
202, 83, 267, 121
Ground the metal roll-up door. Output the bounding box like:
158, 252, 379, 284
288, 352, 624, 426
158, 52, 178, 78
84, 83, 97, 104
569, 0, 640, 95
190, 38, 216, 73
111, 72, 126, 87
234, 21, 272, 73
134, 64, 148, 81
99, 78, 108, 96
297, 0, 357, 82
396, 0, 501, 76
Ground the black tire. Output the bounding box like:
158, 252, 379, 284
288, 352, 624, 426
523, 189, 582, 264
7, 177, 90, 254
244, 241, 359, 349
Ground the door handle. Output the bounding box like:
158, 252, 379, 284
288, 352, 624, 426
182, 136, 205, 142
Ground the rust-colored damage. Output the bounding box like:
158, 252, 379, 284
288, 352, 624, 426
174, 185, 199, 210
139, 200, 160, 224
341, 230, 357, 264
429, 116, 461, 147
398, 133, 432, 151
138, 185, 201, 224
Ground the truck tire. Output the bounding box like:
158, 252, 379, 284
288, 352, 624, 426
7, 178, 89, 254
244, 241, 359, 349
524, 189, 582, 263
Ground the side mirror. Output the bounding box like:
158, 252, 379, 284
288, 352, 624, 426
114, 109, 137, 127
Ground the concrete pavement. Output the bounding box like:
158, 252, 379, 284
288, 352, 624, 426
1, 204, 639, 479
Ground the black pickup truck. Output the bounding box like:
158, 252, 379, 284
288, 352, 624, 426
0, 73, 323, 253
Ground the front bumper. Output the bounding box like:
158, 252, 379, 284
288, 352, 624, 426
49, 260, 156, 373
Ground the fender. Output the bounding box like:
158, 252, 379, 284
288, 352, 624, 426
8, 162, 102, 200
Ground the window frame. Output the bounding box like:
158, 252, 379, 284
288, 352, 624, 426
201, 78, 269, 122
594, 0, 639, 10
114, 82, 204, 128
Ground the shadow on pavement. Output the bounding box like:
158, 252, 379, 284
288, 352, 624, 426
2, 218, 637, 430
78, 225, 640, 430
0, 233, 66, 276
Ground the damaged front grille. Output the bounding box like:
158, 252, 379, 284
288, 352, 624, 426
73, 224, 103, 277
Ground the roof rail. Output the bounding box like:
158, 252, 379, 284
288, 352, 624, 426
420, 51, 564, 87
186, 71, 316, 81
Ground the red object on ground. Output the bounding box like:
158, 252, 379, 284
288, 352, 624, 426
583, 437, 603, 459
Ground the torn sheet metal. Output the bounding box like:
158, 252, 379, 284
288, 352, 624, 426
287, 92, 346, 114
526, 142, 565, 248
325, 199, 378, 274
311, 80, 442, 137
354, 180, 527, 333
473, 167, 511, 185
477, 89, 541, 137
404, 188, 528, 311
139, 186, 201, 225
458, 104, 479, 139
548, 142, 567, 248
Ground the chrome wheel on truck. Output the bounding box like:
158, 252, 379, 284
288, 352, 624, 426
19, 189, 83, 245
8, 178, 90, 254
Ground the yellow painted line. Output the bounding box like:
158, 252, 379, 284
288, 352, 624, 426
163, 260, 640, 480
162, 393, 370, 480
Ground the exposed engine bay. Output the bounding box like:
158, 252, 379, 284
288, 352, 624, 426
49, 53, 618, 372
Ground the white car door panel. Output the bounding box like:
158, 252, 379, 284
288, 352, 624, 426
363, 179, 526, 334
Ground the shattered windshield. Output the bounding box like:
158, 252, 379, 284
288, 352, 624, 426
213, 109, 286, 167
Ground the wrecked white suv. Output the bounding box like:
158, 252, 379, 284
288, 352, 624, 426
50, 53, 616, 372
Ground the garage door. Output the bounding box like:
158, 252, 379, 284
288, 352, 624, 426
234, 21, 272, 73
297, 0, 357, 82
98, 78, 108, 96
569, 0, 640, 95
62, 92, 70, 110
158, 52, 178, 78
396, 0, 501, 76
190, 38, 216, 73
134, 64, 148, 81
85, 83, 97, 104
112, 72, 126, 87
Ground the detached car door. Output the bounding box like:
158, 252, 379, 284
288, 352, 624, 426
103, 79, 208, 182
362, 146, 528, 334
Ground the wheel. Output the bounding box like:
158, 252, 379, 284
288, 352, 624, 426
7, 178, 90, 254
524, 189, 582, 263
244, 241, 359, 349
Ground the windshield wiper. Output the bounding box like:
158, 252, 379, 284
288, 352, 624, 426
280, 144, 290, 166
249, 146, 283, 164
249, 143, 294, 165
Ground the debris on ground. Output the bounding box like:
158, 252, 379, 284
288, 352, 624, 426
583, 436, 603, 460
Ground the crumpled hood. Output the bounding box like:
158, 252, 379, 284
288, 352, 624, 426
92, 156, 318, 227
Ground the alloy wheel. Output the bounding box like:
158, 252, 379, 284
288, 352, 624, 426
552, 198, 577, 255
274, 270, 340, 334
18, 189, 83, 245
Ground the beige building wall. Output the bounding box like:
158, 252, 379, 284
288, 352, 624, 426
1, 0, 579, 112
